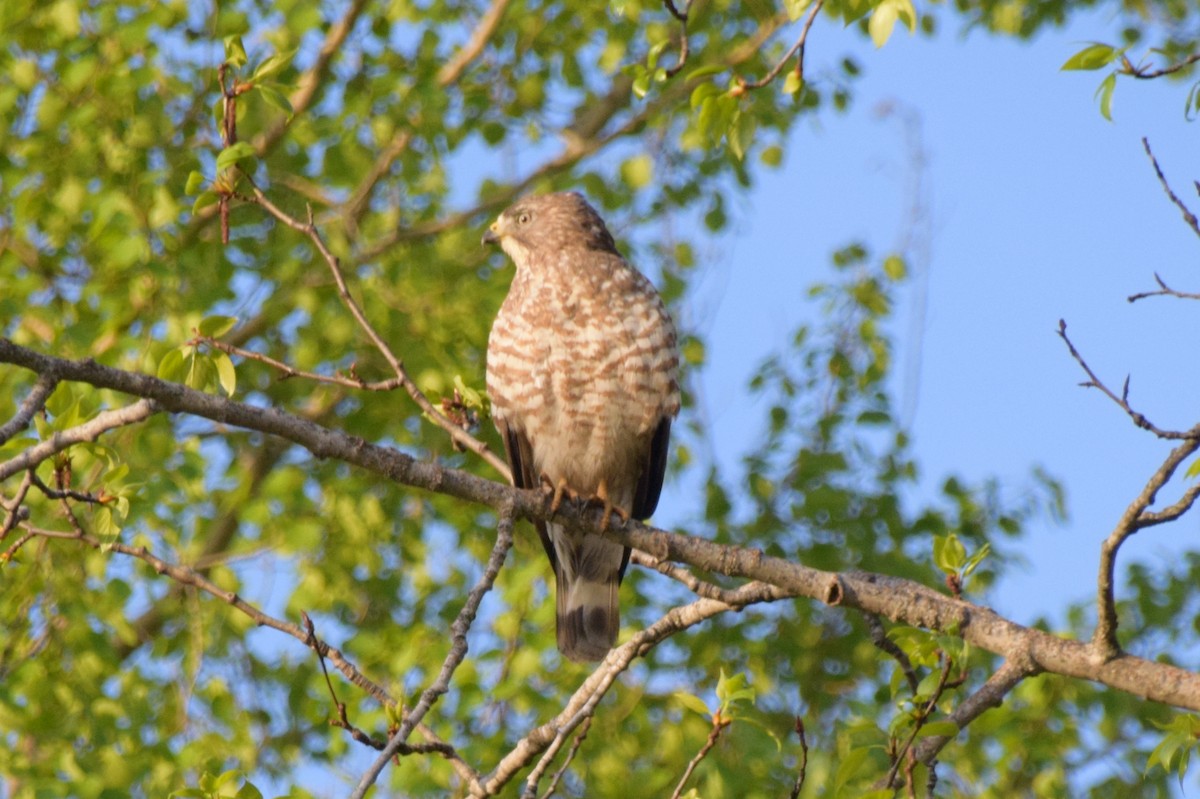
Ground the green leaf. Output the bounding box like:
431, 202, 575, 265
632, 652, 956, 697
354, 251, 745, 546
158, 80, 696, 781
916, 720, 960, 738
1061, 43, 1118, 71
224, 36, 248, 68
213, 352, 237, 397
185, 171, 207, 195
250, 50, 295, 81
1095, 72, 1117, 121
883, 254, 906, 280
674, 691, 712, 717
684, 64, 725, 82
257, 84, 294, 117
192, 191, 220, 215
620, 154, 653, 189
215, 141, 257, 172
198, 315, 238, 338
784, 0, 811, 21
782, 70, 803, 96
1186, 457, 1200, 480
157, 348, 186, 384
869, 0, 899, 48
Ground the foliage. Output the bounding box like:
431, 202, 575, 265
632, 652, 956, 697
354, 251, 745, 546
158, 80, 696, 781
1, 0, 1199, 797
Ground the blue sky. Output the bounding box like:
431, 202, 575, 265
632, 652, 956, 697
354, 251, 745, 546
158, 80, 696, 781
671, 9, 1199, 634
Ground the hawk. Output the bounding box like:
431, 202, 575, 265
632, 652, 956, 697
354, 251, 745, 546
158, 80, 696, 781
483, 192, 680, 662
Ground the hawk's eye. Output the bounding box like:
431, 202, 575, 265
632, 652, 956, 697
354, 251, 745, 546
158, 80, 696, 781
517, 211, 532, 225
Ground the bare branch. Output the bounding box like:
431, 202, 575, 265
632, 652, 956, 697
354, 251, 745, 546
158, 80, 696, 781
0, 399, 158, 482
1056, 320, 1200, 440
1142, 137, 1200, 239
631, 548, 794, 604
661, 0, 691, 78
352, 505, 515, 797
0, 373, 56, 446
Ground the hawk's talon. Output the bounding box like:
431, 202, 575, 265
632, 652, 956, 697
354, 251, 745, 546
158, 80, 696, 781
593, 479, 630, 531
541, 474, 577, 515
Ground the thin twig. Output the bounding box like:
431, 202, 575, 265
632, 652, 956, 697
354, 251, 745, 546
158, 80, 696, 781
241, 182, 511, 478
20, 522, 479, 786
911, 654, 1037, 766
737, 0, 824, 92
1056, 320, 1199, 440
476, 580, 788, 797
882, 654, 957, 790
352, 504, 515, 798
671, 714, 731, 799
1121, 52, 1200, 80
1127, 272, 1200, 303
788, 717, 808, 799
199, 336, 407, 391
662, 0, 691, 78
1142, 137, 1200, 239
538, 717, 591, 799
865, 613, 919, 694
0, 470, 34, 543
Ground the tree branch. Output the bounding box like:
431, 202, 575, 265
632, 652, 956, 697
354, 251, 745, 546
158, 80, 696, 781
1121, 52, 1200, 81
5, 339, 1200, 713
21, 520, 480, 788
351, 504, 515, 798
0, 373, 57, 446
436, 0, 512, 87
912, 653, 1038, 766
240, 183, 511, 478
1127, 272, 1200, 304
1094, 436, 1200, 658
0, 399, 158, 482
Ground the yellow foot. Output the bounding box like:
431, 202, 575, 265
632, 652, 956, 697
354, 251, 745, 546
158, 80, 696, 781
540, 474, 578, 515
593, 479, 630, 531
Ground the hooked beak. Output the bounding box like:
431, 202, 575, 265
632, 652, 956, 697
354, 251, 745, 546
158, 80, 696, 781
481, 223, 501, 246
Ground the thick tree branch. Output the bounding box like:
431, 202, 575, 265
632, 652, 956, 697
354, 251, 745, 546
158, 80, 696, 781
5, 340, 1200, 713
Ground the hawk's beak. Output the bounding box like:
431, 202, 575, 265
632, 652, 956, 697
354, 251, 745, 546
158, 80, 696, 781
482, 223, 501, 246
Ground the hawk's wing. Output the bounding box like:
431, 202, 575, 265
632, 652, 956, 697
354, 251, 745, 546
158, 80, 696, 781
631, 417, 671, 520
496, 417, 557, 570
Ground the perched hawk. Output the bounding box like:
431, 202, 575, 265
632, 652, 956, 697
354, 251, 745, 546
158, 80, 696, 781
483, 192, 680, 662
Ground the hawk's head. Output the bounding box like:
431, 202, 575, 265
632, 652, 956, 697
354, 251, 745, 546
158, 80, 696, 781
482, 192, 619, 264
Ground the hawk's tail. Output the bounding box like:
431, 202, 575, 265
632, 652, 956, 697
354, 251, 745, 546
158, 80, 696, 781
556, 570, 620, 662
551, 523, 626, 662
